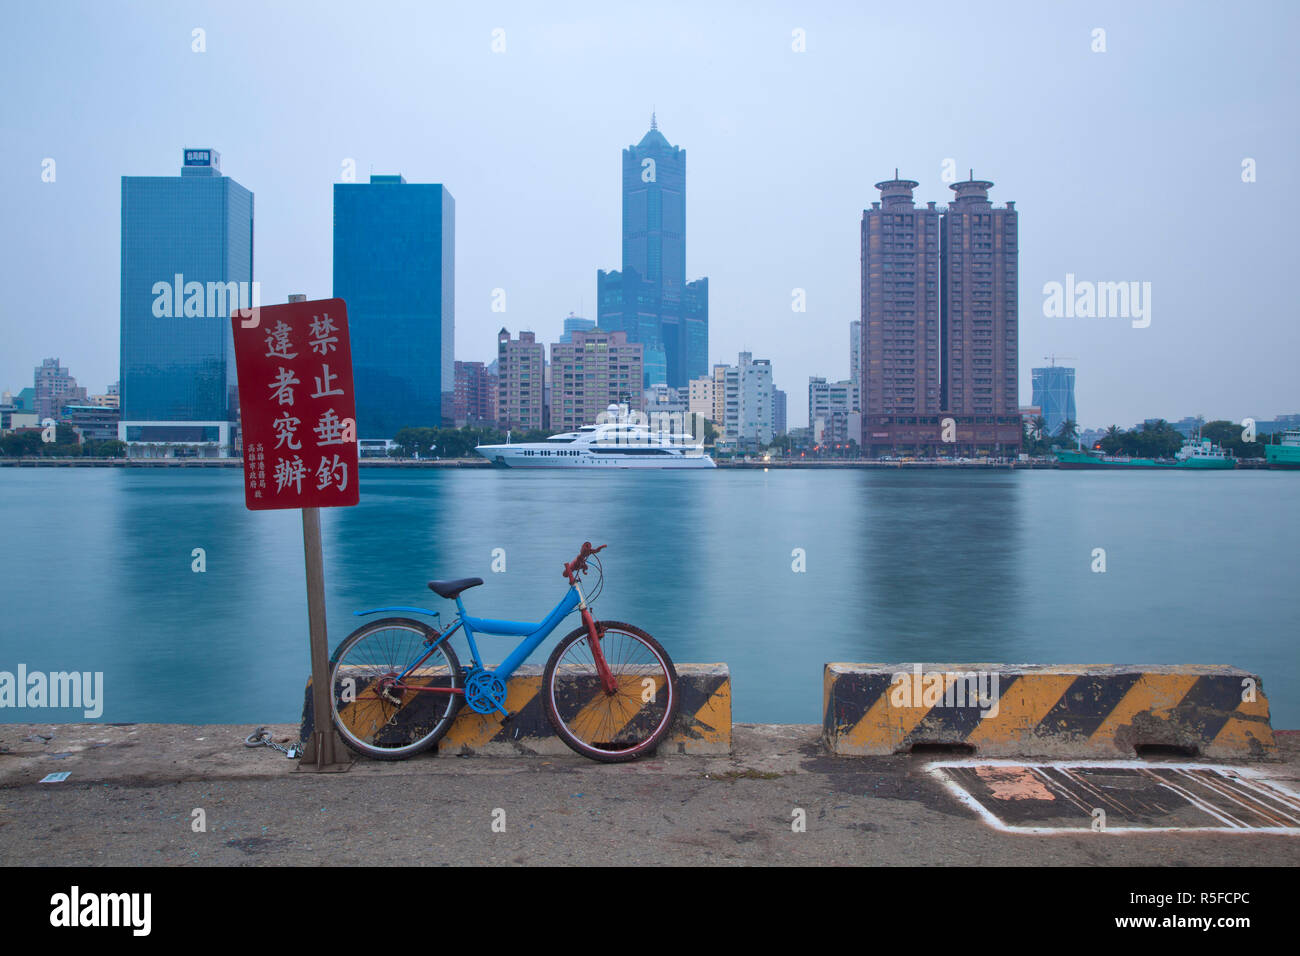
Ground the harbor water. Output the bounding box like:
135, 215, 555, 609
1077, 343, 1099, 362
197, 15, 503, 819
1, 467, 1296, 728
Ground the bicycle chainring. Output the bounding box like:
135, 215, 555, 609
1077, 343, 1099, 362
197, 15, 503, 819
464, 669, 508, 715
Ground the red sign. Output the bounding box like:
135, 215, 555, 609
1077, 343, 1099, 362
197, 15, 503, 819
231, 298, 359, 510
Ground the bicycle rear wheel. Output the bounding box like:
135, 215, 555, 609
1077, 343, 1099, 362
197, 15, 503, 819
543, 621, 679, 763
330, 617, 462, 760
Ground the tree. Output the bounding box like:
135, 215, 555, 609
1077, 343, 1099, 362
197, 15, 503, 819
1055, 419, 1079, 447
0, 432, 43, 457
1100, 425, 1124, 454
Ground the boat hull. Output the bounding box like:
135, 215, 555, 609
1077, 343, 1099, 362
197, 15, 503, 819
476, 445, 716, 469
1055, 450, 1234, 470
1265, 445, 1300, 469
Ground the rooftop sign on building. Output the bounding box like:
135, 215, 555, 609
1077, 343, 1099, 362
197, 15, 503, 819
183, 148, 220, 170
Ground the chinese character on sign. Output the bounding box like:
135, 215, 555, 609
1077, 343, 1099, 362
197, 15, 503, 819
274, 456, 306, 494
315, 454, 348, 492
309, 314, 339, 355
313, 409, 348, 446
269, 367, 300, 406
272, 413, 302, 450
265, 321, 298, 360
311, 365, 344, 399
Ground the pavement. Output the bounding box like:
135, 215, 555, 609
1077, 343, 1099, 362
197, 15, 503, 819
2, 722, 1298, 866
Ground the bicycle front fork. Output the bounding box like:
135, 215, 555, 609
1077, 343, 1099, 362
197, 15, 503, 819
575, 586, 618, 695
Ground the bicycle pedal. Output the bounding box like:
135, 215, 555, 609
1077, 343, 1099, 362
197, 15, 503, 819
498, 710, 516, 724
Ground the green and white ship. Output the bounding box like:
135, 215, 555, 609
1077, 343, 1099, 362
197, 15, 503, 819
1056, 436, 1236, 470
1265, 428, 1300, 469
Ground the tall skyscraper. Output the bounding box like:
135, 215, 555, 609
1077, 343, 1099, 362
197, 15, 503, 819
551, 328, 644, 430
597, 116, 708, 389
860, 176, 941, 455
941, 176, 1020, 450
860, 173, 1021, 455
334, 174, 454, 439
1031, 365, 1076, 437
119, 148, 252, 456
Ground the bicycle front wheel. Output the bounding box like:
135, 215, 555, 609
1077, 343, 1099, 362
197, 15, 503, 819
543, 621, 679, 763
330, 617, 463, 760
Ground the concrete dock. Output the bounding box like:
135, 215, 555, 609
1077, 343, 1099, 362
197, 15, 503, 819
2, 722, 1297, 866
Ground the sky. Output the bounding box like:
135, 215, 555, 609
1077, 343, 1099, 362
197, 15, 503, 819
1, 0, 1297, 429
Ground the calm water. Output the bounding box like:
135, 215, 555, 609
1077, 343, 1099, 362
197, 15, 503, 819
1, 467, 1296, 727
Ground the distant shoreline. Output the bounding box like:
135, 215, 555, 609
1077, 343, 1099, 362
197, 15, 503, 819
0, 456, 1275, 470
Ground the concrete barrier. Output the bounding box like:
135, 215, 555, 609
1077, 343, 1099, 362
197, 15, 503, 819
301, 663, 731, 756
823, 664, 1275, 759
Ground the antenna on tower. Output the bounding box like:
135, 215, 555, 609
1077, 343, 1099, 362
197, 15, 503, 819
651, 108, 657, 130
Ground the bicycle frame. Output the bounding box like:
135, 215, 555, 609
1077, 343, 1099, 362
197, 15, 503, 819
354, 580, 600, 696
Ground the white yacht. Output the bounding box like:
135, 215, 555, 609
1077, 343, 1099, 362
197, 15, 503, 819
476, 405, 715, 469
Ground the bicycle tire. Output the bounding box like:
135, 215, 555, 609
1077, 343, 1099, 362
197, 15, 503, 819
329, 617, 463, 760
542, 620, 679, 763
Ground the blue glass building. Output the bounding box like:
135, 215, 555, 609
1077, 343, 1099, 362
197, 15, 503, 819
119, 148, 253, 455
597, 117, 707, 389
333, 175, 455, 438
1031, 365, 1077, 437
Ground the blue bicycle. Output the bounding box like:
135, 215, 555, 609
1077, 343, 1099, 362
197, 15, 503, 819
329, 542, 679, 763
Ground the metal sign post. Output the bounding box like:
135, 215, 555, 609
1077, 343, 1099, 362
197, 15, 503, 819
231, 293, 359, 772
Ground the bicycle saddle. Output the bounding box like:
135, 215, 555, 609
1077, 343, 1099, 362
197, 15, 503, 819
427, 577, 484, 599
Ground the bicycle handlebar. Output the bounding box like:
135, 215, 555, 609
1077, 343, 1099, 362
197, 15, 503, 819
563, 541, 607, 579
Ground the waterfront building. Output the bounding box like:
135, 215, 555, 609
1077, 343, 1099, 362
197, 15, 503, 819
860, 176, 942, 455
559, 313, 596, 344
452, 360, 497, 427
645, 383, 688, 414
12, 387, 36, 411
713, 352, 774, 448
860, 172, 1021, 456
596, 116, 708, 389
551, 328, 644, 431
1031, 365, 1077, 437
61, 404, 120, 442
496, 328, 544, 431
89, 382, 120, 409
688, 376, 714, 423
774, 388, 787, 437
34, 358, 88, 420
0, 407, 39, 432
809, 377, 860, 446
711, 364, 728, 425
940, 176, 1021, 453
119, 148, 251, 457
334, 174, 455, 438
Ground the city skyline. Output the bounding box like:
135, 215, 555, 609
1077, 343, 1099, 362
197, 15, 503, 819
2, 2, 1298, 430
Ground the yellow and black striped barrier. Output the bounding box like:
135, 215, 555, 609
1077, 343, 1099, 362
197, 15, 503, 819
823, 664, 1275, 759
302, 663, 731, 756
